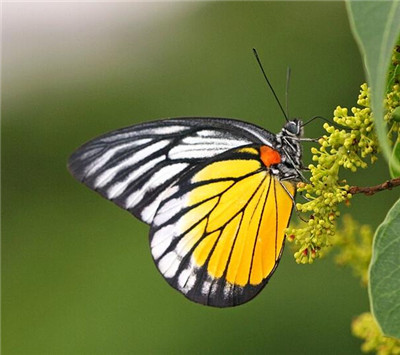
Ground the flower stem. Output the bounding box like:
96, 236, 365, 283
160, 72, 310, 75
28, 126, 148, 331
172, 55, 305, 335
348, 177, 400, 196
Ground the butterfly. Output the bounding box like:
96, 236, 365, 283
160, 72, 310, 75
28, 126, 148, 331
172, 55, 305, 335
68, 116, 304, 307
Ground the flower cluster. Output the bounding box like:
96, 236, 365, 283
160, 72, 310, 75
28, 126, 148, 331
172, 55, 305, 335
386, 44, 400, 138
352, 313, 400, 355
387, 44, 400, 92
385, 83, 400, 139
286, 84, 378, 264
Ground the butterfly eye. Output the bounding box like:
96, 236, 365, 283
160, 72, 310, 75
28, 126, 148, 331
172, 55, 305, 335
285, 121, 300, 135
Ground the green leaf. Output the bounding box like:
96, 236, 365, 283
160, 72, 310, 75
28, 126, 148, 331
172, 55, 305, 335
390, 141, 400, 178
346, 1, 400, 167
369, 198, 400, 338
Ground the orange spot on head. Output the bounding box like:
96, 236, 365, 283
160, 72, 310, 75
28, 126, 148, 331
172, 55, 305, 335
260, 145, 281, 167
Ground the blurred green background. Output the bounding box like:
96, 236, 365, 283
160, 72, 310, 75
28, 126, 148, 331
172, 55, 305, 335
3, 2, 399, 354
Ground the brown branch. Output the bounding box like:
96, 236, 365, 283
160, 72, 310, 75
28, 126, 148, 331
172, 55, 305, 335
348, 177, 400, 196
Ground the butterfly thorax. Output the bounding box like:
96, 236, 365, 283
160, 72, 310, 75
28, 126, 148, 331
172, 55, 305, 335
268, 119, 303, 182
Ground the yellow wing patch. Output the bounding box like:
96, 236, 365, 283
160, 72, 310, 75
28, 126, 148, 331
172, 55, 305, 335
206, 172, 266, 232
208, 213, 242, 278
236, 147, 259, 155
192, 159, 261, 182
188, 180, 234, 206
193, 230, 221, 267
186, 163, 294, 286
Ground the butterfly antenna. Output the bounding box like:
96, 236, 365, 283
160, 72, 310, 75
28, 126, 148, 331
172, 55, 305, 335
301, 115, 331, 127
252, 48, 289, 122
302, 115, 351, 131
285, 66, 291, 119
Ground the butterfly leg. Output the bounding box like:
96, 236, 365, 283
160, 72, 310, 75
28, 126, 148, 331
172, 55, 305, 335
299, 190, 311, 202
278, 179, 309, 222
281, 147, 310, 183
298, 137, 320, 143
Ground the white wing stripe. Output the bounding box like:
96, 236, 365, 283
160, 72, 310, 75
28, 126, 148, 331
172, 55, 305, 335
140, 192, 165, 223
169, 146, 229, 160
79, 147, 103, 160
196, 130, 225, 137
178, 268, 191, 289
151, 224, 176, 248
201, 278, 213, 296
158, 251, 180, 278
85, 139, 152, 177
182, 136, 250, 145
94, 140, 170, 188
125, 163, 189, 209
170, 143, 234, 153
177, 262, 198, 293
153, 193, 189, 227
99, 125, 188, 143
145, 126, 188, 135
151, 233, 173, 259
107, 155, 165, 199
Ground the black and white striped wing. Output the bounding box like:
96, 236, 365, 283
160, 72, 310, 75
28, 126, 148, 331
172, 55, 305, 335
68, 117, 276, 224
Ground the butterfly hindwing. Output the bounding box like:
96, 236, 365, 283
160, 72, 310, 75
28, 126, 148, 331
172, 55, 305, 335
68, 118, 276, 224
149, 146, 295, 307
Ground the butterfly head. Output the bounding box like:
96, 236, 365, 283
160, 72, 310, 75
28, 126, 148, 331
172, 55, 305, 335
282, 119, 303, 138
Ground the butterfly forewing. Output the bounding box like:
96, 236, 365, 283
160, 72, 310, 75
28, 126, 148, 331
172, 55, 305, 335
68, 118, 275, 224
149, 146, 295, 307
